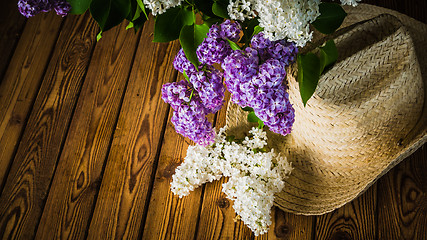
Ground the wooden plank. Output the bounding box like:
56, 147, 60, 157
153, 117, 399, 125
377, 146, 427, 240
141, 114, 205, 240
141, 88, 219, 240
195, 175, 255, 240
141, 72, 221, 240
0, 12, 63, 191
86, 17, 180, 240
254, 208, 314, 240
0, 0, 26, 82
34, 21, 140, 240
0, 13, 97, 240
315, 186, 377, 240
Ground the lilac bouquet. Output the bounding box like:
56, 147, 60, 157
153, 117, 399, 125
162, 20, 298, 146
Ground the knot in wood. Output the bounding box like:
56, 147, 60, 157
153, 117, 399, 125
216, 197, 229, 209
275, 224, 291, 238
331, 230, 352, 240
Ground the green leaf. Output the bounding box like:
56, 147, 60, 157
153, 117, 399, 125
96, 31, 103, 41
242, 18, 259, 37
226, 135, 235, 142
297, 53, 320, 106
125, 0, 148, 32
189, 88, 194, 101
153, 6, 194, 42
126, 0, 139, 21
90, 0, 131, 32
194, 0, 215, 17
241, 107, 254, 112
251, 26, 263, 38
312, 3, 347, 34
202, 15, 222, 27
212, 0, 229, 19
240, 18, 259, 44
319, 39, 338, 73
183, 69, 190, 82
247, 111, 259, 123
247, 111, 265, 129
68, 0, 92, 14
179, 23, 210, 68
226, 39, 241, 50
136, 0, 148, 19
126, 22, 134, 30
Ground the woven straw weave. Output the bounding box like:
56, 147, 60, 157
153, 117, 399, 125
225, 4, 426, 215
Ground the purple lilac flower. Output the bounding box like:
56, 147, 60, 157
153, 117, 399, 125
266, 40, 298, 66
251, 32, 272, 50
222, 48, 259, 106
18, 0, 70, 18
222, 33, 298, 136
171, 95, 215, 146
53, 0, 71, 17
251, 86, 295, 136
207, 24, 221, 39
162, 79, 216, 146
161, 80, 192, 110
220, 19, 241, 42
251, 32, 298, 65
196, 37, 231, 65
173, 49, 197, 74
189, 66, 225, 112
18, 0, 45, 17
253, 59, 286, 88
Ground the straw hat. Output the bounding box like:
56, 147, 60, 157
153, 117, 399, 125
225, 4, 427, 215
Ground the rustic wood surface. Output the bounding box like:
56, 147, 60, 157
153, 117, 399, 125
0, 1, 426, 240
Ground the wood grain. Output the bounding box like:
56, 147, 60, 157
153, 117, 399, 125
141, 115, 204, 240
141, 90, 217, 239
0, 12, 63, 191
377, 146, 427, 240
255, 208, 314, 240
34, 22, 140, 240
315, 186, 377, 240
196, 174, 255, 240
0, 13, 97, 240
0, 1, 425, 240
86, 17, 180, 240
0, 0, 26, 82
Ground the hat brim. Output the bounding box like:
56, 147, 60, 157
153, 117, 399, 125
225, 4, 427, 215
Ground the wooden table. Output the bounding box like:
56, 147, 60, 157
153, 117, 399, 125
0, 1, 426, 239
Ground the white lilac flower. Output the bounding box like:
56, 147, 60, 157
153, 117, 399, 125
143, 0, 183, 15
227, 0, 359, 47
227, 0, 257, 21
170, 127, 293, 236
340, 0, 360, 6
255, 0, 321, 46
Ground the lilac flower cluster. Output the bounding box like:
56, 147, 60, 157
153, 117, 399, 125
162, 80, 216, 146
189, 66, 224, 113
196, 20, 241, 65
222, 32, 297, 136
162, 21, 243, 145
18, 0, 71, 18
251, 32, 298, 65
163, 21, 243, 145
